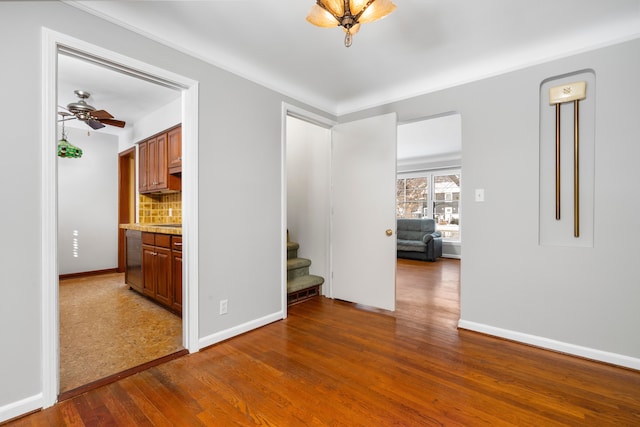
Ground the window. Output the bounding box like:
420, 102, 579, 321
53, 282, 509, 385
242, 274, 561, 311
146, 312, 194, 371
397, 170, 461, 241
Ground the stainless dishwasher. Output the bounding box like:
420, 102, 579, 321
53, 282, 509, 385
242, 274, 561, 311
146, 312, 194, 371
125, 229, 142, 291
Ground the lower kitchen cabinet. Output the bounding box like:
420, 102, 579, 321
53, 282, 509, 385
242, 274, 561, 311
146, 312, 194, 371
171, 236, 183, 313
141, 232, 181, 315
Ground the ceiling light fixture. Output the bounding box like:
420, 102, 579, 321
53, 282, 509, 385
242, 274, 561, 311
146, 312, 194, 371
306, 0, 397, 47
57, 112, 83, 158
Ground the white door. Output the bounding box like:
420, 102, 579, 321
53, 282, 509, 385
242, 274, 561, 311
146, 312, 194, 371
331, 113, 397, 311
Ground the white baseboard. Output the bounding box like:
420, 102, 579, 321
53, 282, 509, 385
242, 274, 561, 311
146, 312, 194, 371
458, 320, 640, 371
0, 393, 43, 424
199, 310, 285, 350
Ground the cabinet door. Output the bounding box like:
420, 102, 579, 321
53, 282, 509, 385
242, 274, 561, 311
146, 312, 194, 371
142, 244, 156, 298
168, 126, 182, 174
171, 250, 182, 313
138, 141, 149, 193
154, 246, 172, 307
147, 136, 159, 190
154, 133, 168, 190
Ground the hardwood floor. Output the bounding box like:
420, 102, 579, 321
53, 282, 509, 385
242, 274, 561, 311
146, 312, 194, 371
7, 259, 640, 426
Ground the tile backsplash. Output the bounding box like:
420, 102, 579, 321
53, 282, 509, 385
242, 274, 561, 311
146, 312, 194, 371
139, 192, 182, 224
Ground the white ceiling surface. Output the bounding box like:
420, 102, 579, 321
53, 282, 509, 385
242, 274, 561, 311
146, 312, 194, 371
397, 114, 461, 163
69, 0, 640, 116
58, 54, 181, 135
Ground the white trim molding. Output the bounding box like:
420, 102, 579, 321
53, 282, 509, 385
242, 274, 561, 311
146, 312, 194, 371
0, 393, 43, 424
182, 84, 200, 354
41, 26, 61, 410
41, 27, 200, 409
458, 320, 640, 371
199, 311, 285, 350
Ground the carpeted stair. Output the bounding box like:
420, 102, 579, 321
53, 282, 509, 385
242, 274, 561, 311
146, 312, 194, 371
287, 240, 324, 305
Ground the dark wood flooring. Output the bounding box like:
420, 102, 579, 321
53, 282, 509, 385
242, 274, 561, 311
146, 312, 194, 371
6, 259, 640, 426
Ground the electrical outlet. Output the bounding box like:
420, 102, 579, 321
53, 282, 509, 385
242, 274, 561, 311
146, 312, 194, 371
475, 189, 485, 202
219, 299, 228, 315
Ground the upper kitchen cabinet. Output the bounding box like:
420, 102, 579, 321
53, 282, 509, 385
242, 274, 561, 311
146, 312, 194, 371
167, 125, 182, 175
139, 125, 181, 193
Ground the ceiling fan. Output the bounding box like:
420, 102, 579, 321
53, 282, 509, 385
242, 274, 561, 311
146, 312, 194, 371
58, 90, 126, 130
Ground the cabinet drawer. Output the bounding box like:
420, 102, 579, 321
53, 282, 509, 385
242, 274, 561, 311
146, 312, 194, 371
155, 233, 171, 248
142, 232, 171, 248
172, 236, 183, 252
142, 232, 155, 245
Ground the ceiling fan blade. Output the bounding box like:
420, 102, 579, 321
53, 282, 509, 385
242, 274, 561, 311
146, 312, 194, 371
87, 119, 106, 130
100, 118, 126, 128
91, 109, 114, 120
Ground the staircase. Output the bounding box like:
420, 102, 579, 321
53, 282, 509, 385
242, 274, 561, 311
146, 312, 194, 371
287, 238, 324, 306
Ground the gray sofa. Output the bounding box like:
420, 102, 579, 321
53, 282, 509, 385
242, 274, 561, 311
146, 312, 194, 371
396, 218, 442, 262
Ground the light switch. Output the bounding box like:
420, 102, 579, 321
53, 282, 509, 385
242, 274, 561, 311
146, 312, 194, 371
475, 189, 485, 202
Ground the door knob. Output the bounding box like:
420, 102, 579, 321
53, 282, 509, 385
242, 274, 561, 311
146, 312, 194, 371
386, 229, 393, 236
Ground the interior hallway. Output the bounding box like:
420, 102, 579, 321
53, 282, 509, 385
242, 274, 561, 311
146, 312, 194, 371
59, 273, 183, 394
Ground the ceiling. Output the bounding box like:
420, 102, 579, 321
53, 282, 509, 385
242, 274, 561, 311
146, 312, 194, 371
58, 53, 180, 135
397, 114, 461, 164
59, 0, 639, 155
67, 0, 640, 117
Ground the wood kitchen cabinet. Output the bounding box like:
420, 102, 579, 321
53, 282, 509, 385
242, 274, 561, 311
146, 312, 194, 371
142, 232, 172, 308
138, 231, 182, 315
167, 126, 182, 175
171, 235, 183, 313
139, 125, 181, 193
138, 142, 149, 192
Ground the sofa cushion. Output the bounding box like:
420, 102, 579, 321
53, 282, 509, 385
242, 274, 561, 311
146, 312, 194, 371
397, 239, 426, 252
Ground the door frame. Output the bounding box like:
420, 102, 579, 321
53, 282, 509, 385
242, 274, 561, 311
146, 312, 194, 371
281, 103, 335, 313
41, 28, 200, 407
117, 147, 136, 273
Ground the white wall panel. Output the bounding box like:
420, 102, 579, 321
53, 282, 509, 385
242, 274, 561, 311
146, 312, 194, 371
286, 117, 331, 286
57, 127, 118, 274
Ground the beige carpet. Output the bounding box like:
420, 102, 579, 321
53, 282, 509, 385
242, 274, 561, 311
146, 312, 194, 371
59, 273, 183, 392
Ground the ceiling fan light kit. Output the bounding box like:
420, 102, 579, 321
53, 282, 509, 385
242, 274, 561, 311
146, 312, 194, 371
307, 0, 396, 47
57, 90, 126, 157
57, 113, 83, 158
59, 90, 126, 130
57, 138, 83, 159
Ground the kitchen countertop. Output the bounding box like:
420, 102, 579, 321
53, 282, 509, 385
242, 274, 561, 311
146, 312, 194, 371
119, 223, 182, 235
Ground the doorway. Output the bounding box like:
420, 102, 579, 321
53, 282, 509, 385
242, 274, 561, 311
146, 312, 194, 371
285, 114, 332, 300
285, 109, 462, 312
284, 106, 398, 311
42, 29, 200, 407
56, 53, 183, 396
397, 113, 463, 259
118, 147, 135, 272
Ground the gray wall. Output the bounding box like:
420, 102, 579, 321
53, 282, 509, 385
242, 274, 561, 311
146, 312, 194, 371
342, 38, 640, 365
